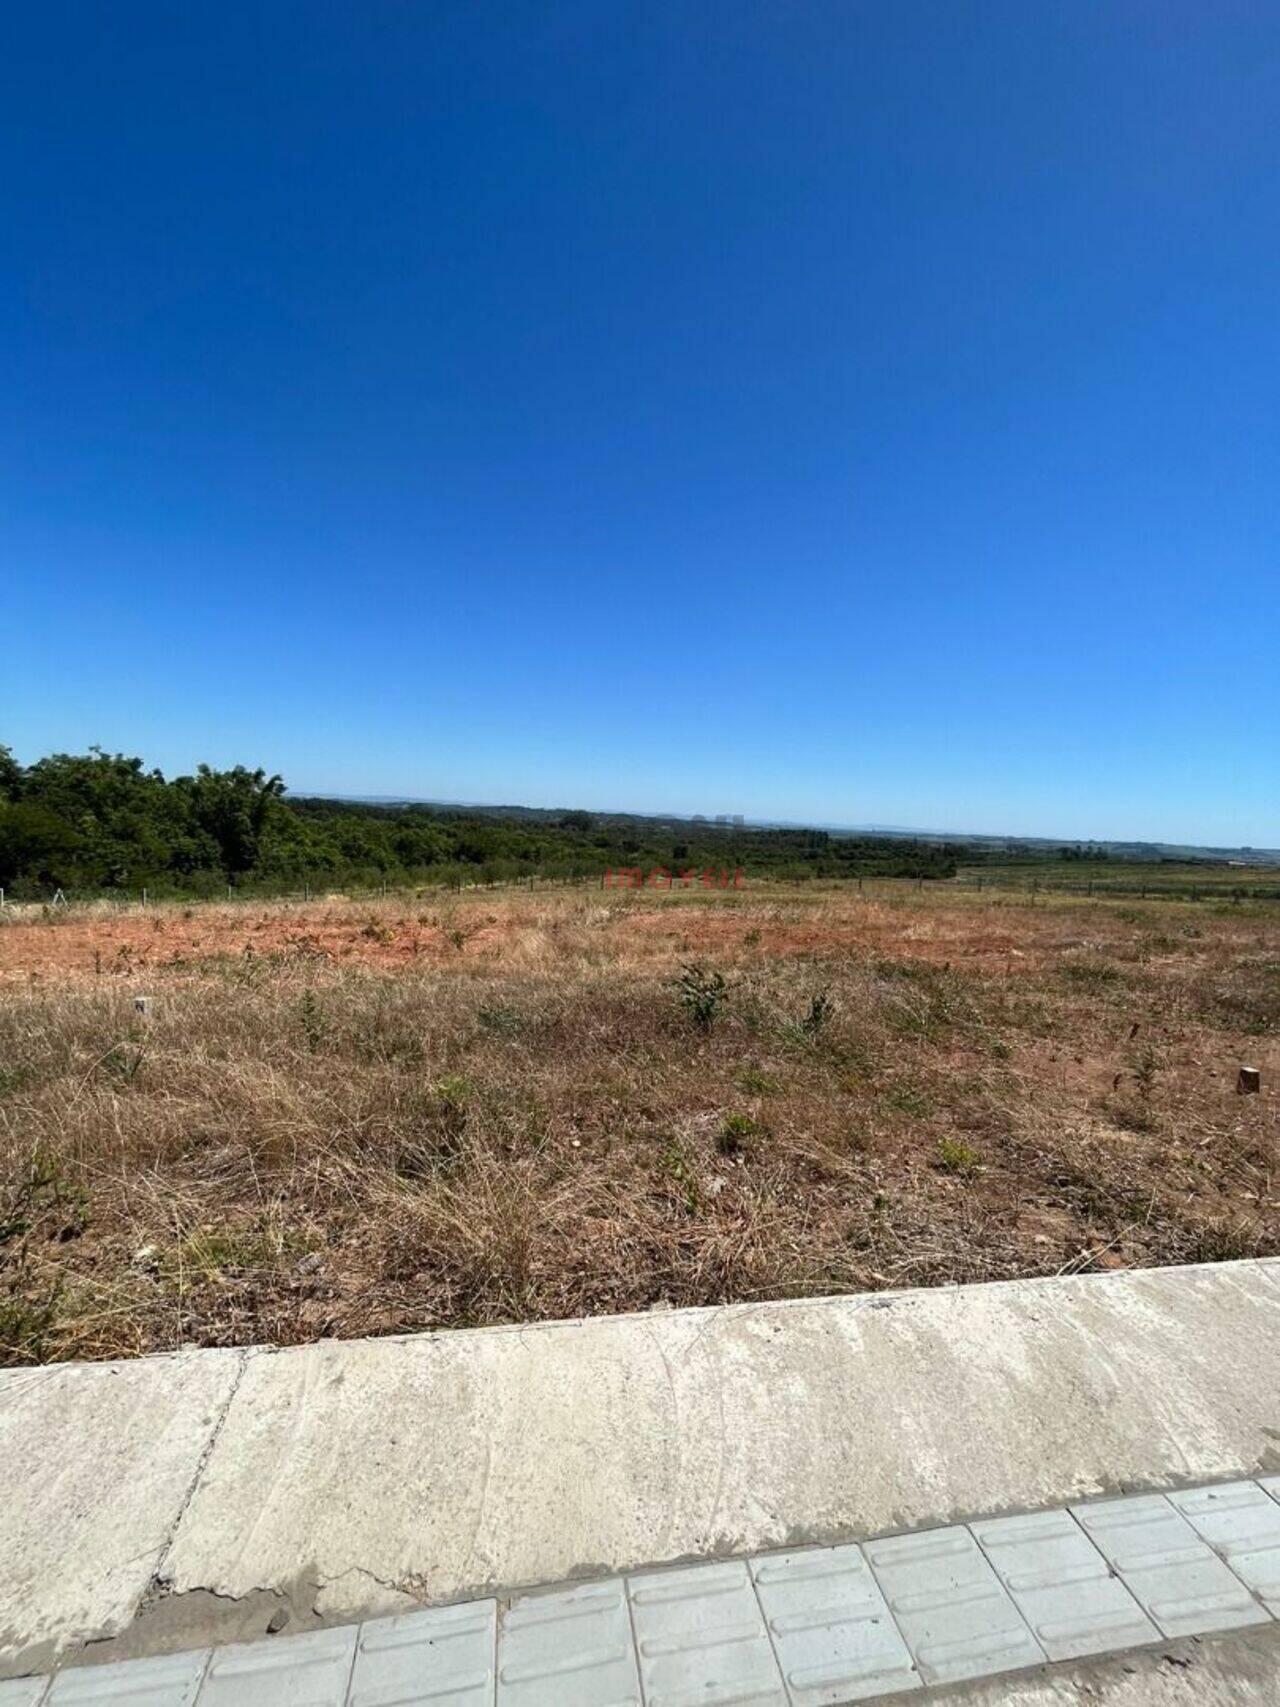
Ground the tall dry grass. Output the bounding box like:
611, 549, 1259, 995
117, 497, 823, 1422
0, 883, 1276, 1362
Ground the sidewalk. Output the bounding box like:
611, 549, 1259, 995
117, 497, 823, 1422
2, 1259, 1279, 1683
5, 1475, 1280, 1704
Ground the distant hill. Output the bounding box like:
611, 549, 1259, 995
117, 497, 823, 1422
316, 794, 1280, 867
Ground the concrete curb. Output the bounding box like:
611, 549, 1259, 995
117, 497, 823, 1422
3, 1259, 1279, 1675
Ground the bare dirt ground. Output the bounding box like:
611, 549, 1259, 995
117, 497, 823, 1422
0, 881, 1276, 1363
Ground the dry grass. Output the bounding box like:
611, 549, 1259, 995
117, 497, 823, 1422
0, 881, 1277, 1363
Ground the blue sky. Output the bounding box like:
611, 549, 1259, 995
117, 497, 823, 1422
3, 2, 1278, 845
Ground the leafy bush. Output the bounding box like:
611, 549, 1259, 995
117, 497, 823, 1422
717, 1113, 757, 1156
678, 964, 728, 1030
936, 1136, 981, 1175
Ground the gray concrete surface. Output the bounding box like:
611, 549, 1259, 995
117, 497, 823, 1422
0, 1352, 243, 1672
164, 1260, 1280, 1623
2, 1260, 1279, 1676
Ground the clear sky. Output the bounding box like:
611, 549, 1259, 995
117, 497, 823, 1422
3, 3, 1278, 846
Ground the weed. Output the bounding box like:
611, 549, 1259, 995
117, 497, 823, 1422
177, 1227, 290, 1278
1, 1150, 89, 1250
99, 1043, 146, 1082
678, 963, 728, 1030
299, 989, 325, 1053
660, 1142, 701, 1213
717, 1112, 757, 1156
936, 1136, 981, 1175
478, 1004, 523, 1036
886, 1082, 933, 1118
1112, 1103, 1156, 1135
1061, 959, 1120, 990
431, 1075, 472, 1158
446, 920, 484, 951
1131, 1043, 1158, 1101
736, 1067, 780, 1095
0, 1282, 62, 1364
1189, 1219, 1262, 1263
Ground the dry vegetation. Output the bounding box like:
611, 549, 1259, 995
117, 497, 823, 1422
0, 880, 1277, 1364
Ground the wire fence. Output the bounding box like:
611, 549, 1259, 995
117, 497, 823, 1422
952, 873, 1280, 904
2, 867, 1279, 917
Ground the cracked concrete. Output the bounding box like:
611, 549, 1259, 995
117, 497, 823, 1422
0, 1348, 243, 1675
148, 1347, 255, 1599
3, 1259, 1280, 1677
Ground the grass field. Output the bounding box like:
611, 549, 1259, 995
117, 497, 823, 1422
955, 858, 1280, 901
0, 877, 1276, 1363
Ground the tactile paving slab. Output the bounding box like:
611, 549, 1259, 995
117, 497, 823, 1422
1072, 1493, 1270, 1639
46, 1652, 209, 1707
0, 1684, 48, 1707
349, 1601, 496, 1707
971, 1508, 1157, 1661
498, 1581, 639, 1707
15, 1477, 1280, 1707
629, 1559, 786, 1707
750, 1544, 918, 1703
864, 1525, 1045, 1686
1169, 1483, 1280, 1615
199, 1626, 358, 1707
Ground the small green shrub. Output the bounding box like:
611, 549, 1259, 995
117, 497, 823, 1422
1, 1150, 88, 1247
886, 1082, 933, 1118
478, 1004, 522, 1035
660, 1143, 701, 1212
299, 989, 325, 1053
736, 1067, 780, 1095
0, 1283, 62, 1365
678, 964, 727, 1030
717, 1112, 757, 1156
1131, 1043, 1158, 1101
936, 1136, 981, 1175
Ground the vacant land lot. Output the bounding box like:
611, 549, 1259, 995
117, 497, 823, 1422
1, 880, 1276, 1363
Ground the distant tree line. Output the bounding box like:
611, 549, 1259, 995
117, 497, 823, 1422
0, 747, 959, 897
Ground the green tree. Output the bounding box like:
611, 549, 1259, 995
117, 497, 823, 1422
0, 802, 82, 887
0, 746, 23, 802
184, 766, 285, 877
